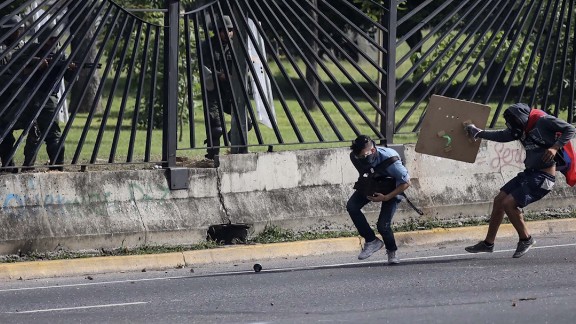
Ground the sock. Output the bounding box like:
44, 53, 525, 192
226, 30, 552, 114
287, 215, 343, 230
483, 240, 494, 247
520, 236, 532, 242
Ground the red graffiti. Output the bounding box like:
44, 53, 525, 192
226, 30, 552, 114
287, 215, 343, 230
490, 143, 525, 169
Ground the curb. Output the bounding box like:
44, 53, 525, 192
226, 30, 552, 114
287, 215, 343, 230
1, 219, 575, 281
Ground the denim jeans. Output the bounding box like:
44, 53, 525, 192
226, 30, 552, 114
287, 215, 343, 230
346, 190, 399, 251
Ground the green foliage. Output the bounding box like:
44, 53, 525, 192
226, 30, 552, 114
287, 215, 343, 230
103, 0, 203, 131
249, 225, 358, 244
413, 31, 540, 87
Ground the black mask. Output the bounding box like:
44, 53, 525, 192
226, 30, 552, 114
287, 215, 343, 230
503, 110, 524, 139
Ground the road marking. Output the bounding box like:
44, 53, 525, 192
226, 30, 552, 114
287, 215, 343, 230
1, 243, 574, 293
5, 302, 148, 314
253, 243, 576, 272
0, 276, 188, 293
401, 242, 576, 262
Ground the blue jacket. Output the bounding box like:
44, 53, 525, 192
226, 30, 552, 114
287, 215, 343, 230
350, 146, 410, 187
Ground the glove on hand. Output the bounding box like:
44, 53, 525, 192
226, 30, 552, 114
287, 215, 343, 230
464, 123, 483, 140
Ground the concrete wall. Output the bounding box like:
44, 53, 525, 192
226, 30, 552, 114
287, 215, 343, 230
1, 140, 574, 254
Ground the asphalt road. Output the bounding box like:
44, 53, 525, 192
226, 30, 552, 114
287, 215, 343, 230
1, 233, 575, 324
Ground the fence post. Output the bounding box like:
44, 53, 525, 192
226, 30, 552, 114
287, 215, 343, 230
381, 1, 397, 144
163, 0, 189, 190
163, 0, 179, 168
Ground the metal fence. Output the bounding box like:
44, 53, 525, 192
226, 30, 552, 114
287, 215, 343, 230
1, 0, 167, 172
1, 0, 575, 175
186, 0, 576, 157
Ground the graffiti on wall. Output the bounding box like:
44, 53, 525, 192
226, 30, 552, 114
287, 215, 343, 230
1, 180, 170, 209
489, 143, 525, 169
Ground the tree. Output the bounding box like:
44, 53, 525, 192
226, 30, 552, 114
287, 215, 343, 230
68, 2, 103, 114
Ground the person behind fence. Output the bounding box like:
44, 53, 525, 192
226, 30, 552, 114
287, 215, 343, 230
0, 16, 40, 171
200, 15, 252, 160
347, 135, 411, 264
464, 103, 576, 258
16, 27, 77, 170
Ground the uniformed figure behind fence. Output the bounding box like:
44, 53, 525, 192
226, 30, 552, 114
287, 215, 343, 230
0, 19, 74, 172
199, 14, 252, 160
0, 16, 40, 172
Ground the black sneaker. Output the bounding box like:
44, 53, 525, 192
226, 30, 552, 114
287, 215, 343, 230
465, 241, 494, 253
513, 237, 535, 258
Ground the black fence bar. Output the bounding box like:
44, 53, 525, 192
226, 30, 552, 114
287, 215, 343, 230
1, 0, 86, 167
110, 21, 143, 163
540, 0, 566, 113
382, 0, 397, 142
27, 0, 106, 167
2, 0, 576, 173
479, 0, 540, 104
457, 1, 526, 101
208, 3, 254, 148
396, 0, 483, 88
128, 24, 153, 162
555, 0, 573, 117
145, 26, 162, 162
529, 0, 562, 107
219, 0, 267, 146
72, 8, 126, 164
324, 0, 389, 62
0, 0, 73, 123
399, 0, 502, 132
263, 0, 378, 138
485, 0, 545, 127
163, 0, 179, 168
54, 1, 112, 163
244, 0, 326, 142
90, 17, 136, 164
234, 0, 323, 142
570, 1, 576, 124
518, 0, 555, 103
396, 0, 461, 66
183, 15, 196, 148
292, 0, 386, 106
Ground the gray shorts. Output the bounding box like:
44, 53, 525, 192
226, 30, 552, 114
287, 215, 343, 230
501, 170, 555, 208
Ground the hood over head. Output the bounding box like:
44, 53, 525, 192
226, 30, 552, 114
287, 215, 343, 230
503, 103, 531, 138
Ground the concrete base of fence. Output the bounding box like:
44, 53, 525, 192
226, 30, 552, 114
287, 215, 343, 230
0, 141, 574, 255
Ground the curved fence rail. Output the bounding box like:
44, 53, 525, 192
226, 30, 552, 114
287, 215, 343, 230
395, 0, 576, 132
1, 0, 575, 174
1, 0, 166, 172
184, 0, 576, 157
183, 0, 389, 158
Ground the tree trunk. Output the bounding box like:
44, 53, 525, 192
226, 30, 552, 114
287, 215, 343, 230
304, 0, 319, 111
70, 4, 102, 114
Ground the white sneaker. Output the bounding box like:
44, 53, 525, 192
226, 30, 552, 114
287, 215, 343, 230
387, 250, 400, 265
358, 238, 384, 260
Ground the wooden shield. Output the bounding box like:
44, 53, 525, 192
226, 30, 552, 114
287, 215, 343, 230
415, 95, 491, 163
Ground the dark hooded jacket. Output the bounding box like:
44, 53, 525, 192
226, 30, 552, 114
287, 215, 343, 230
478, 103, 576, 170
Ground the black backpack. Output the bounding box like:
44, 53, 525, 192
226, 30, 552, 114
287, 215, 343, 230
353, 156, 423, 215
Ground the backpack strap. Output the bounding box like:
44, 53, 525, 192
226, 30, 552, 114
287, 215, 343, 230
370, 155, 424, 215
371, 156, 400, 175
525, 109, 547, 133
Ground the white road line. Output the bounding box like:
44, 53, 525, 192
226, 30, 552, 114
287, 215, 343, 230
0, 276, 188, 293
5, 302, 148, 314
403, 242, 576, 261
253, 243, 576, 272
1, 243, 574, 293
